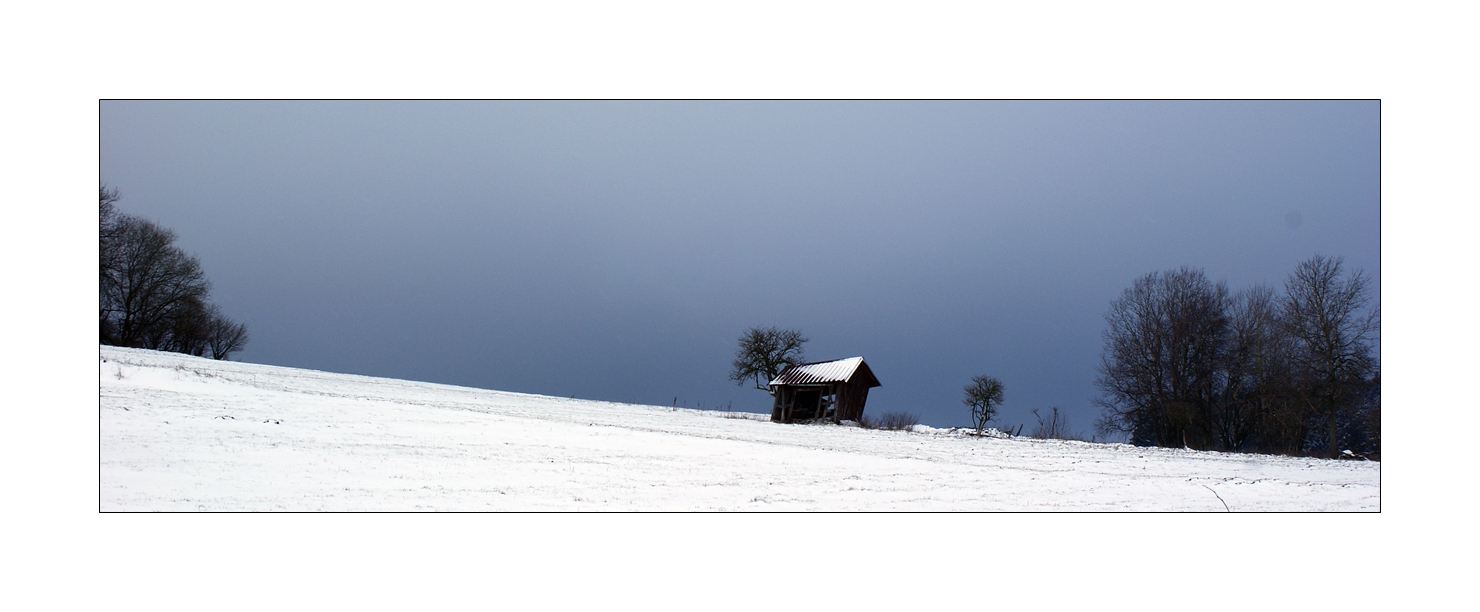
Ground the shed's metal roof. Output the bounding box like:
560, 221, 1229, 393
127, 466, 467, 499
769, 357, 879, 387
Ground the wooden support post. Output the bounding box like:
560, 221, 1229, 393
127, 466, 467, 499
833, 384, 840, 421
835, 384, 844, 422
826, 384, 836, 423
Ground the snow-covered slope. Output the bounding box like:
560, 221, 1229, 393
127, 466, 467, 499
99, 346, 1379, 511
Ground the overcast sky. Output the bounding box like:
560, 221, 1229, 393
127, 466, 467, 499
99, 100, 1379, 433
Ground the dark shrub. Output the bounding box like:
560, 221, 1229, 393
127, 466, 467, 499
860, 411, 919, 431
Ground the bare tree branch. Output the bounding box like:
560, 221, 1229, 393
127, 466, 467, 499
963, 375, 1004, 434
728, 326, 807, 391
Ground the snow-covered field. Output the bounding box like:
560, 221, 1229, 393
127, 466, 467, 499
99, 346, 1379, 511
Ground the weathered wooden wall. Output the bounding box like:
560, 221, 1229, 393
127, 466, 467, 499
834, 375, 872, 422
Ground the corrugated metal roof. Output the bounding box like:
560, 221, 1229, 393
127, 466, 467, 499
769, 357, 870, 386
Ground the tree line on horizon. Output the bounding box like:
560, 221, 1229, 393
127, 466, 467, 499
724, 254, 1380, 460
1095, 256, 1380, 458
99, 185, 249, 360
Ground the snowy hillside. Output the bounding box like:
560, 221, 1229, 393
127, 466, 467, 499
99, 346, 1379, 511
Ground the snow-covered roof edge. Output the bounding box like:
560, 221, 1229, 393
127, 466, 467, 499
769, 356, 875, 387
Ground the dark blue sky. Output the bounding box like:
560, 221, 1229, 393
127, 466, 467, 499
99, 101, 1379, 433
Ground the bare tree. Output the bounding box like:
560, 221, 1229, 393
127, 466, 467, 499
1282, 255, 1378, 457
164, 295, 214, 356
100, 184, 121, 236
99, 195, 219, 354
99, 187, 251, 360
728, 326, 807, 391
963, 375, 1004, 434
1359, 372, 1380, 456
100, 216, 213, 348
1095, 268, 1230, 448
1094, 258, 1379, 456
100, 185, 124, 344
206, 306, 250, 360
1215, 285, 1294, 451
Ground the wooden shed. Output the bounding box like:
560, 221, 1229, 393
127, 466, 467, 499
768, 357, 881, 424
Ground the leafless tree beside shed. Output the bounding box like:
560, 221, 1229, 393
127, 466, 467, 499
768, 357, 881, 424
